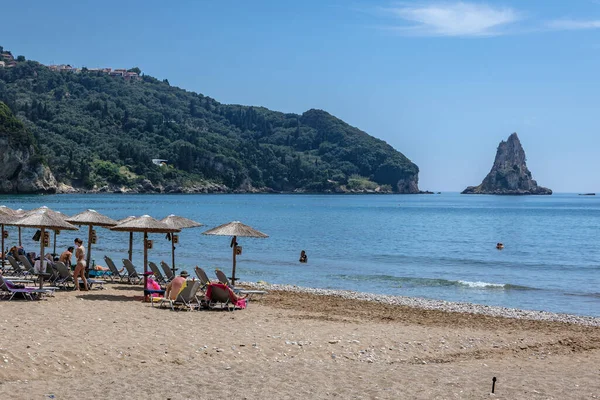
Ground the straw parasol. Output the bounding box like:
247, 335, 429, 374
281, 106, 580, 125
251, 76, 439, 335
11, 206, 79, 288
160, 214, 203, 275
66, 210, 118, 276
22, 207, 70, 257
0, 206, 17, 270
118, 216, 137, 261
202, 221, 268, 286
111, 215, 180, 290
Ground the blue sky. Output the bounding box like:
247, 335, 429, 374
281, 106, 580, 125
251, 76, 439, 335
2, 0, 600, 192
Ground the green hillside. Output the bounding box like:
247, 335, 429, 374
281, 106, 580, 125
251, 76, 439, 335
0, 49, 419, 193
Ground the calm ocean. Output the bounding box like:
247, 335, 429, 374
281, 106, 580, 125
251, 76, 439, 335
1, 193, 599, 317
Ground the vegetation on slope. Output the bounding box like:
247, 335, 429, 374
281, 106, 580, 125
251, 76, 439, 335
0, 51, 419, 192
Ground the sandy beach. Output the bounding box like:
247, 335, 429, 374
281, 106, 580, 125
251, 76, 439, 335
0, 284, 599, 400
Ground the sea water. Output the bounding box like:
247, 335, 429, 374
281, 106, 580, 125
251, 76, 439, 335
1, 193, 598, 317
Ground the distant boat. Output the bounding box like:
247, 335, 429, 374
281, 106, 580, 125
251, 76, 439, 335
578, 193, 596, 196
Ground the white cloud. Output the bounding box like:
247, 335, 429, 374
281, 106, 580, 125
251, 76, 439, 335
547, 19, 600, 30
381, 2, 521, 37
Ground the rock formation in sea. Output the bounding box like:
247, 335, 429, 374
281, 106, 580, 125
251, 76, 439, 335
462, 133, 552, 195
0, 102, 57, 194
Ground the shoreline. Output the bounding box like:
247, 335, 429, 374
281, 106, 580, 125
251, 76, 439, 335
244, 282, 600, 326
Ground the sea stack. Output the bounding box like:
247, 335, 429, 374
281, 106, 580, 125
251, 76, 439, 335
462, 133, 552, 195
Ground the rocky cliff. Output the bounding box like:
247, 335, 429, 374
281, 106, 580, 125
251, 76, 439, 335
462, 133, 552, 195
0, 102, 57, 194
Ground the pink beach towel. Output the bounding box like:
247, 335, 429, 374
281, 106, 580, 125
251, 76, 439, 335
146, 277, 162, 297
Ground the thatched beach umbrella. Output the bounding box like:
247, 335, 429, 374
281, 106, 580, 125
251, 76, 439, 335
22, 207, 69, 257
0, 207, 17, 270
160, 214, 203, 275
12, 207, 78, 288
111, 215, 180, 289
202, 221, 268, 286
118, 216, 138, 261
66, 210, 118, 276
1, 206, 26, 246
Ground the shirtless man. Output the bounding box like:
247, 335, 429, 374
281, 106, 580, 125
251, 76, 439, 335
165, 270, 189, 300
73, 238, 88, 291
59, 246, 74, 267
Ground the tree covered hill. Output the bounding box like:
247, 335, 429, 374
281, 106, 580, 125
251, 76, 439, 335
0, 50, 420, 193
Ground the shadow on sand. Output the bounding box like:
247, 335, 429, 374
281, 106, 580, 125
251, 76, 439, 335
76, 293, 144, 302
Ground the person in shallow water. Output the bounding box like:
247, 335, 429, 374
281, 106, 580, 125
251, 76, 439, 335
299, 250, 307, 263
496, 243, 504, 250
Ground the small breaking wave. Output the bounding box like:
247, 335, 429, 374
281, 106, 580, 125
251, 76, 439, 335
329, 273, 535, 290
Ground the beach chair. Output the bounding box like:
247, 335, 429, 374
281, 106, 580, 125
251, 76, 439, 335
149, 261, 167, 285
104, 256, 128, 282
17, 255, 36, 275
194, 266, 211, 290
0, 275, 55, 300
122, 259, 142, 284
205, 282, 247, 311
160, 261, 175, 282
215, 269, 234, 287
214, 269, 267, 300
158, 281, 201, 311
54, 262, 75, 289
7, 256, 29, 277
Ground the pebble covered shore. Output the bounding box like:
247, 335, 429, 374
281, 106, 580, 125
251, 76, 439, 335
243, 282, 600, 327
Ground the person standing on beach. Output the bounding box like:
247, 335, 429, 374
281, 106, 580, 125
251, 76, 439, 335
73, 238, 88, 291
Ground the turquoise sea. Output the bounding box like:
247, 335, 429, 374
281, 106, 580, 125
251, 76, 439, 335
1, 193, 599, 317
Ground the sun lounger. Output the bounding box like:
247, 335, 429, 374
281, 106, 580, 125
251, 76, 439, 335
17, 254, 37, 275
194, 266, 211, 290
149, 261, 167, 285
54, 261, 75, 289
104, 256, 127, 282
205, 282, 247, 311
122, 259, 142, 284
0, 275, 55, 300
7, 256, 29, 277
214, 269, 267, 299
160, 261, 175, 282
158, 280, 201, 311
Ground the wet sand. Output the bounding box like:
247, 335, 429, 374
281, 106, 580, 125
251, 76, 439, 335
0, 285, 598, 399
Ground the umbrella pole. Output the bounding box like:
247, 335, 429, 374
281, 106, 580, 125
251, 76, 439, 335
86, 225, 93, 278
171, 237, 176, 276
231, 235, 237, 286
53, 230, 57, 256
18, 227, 21, 246
39, 227, 45, 289
143, 232, 148, 296
128, 232, 133, 261
1, 223, 5, 272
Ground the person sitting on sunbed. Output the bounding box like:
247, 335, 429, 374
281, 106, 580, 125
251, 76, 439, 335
34, 254, 54, 274
165, 270, 189, 300
7, 246, 18, 257
59, 247, 74, 267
